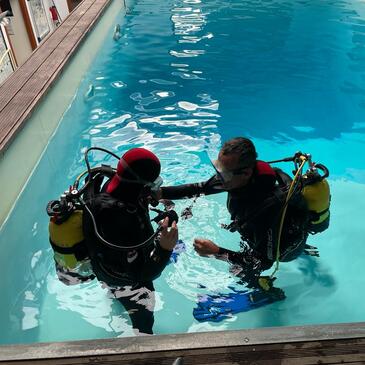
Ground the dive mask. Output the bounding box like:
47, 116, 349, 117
211, 159, 251, 183
148, 176, 163, 191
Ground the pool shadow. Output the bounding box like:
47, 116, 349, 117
254, 255, 337, 328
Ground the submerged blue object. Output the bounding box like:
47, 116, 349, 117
169, 239, 186, 264
193, 287, 286, 322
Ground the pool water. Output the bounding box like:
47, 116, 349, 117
1, 0, 365, 345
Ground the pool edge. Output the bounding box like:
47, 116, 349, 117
0, 322, 364, 361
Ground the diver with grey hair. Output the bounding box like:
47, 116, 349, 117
159, 137, 324, 289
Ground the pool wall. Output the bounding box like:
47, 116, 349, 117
0, 0, 123, 228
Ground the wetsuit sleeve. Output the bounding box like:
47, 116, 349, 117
216, 246, 246, 265
137, 241, 172, 281
161, 175, 224, 200
215, 246, 272, 288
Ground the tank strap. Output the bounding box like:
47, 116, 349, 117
229, 189, 284, 235
243, 172, 290, 227
273, 167, 293, 188
309, 207, 330, 221
50, 239, 89, 261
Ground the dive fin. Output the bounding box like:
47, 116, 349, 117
193, 286, 285, 322
169, 240, 186, 264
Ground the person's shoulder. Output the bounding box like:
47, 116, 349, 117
255, 160, 276, 179
254, 161, 277, 190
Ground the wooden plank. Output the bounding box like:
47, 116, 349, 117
1, 338, 365, 365
0, 0, 111, 153
2, 324, 365, 363
0, 0, 106, 131
0, 0, 96, 112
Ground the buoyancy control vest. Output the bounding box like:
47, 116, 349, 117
82, 191, 157, 283
80, 164, 175, 285
234, 164, 309, 261
47, 146, 176, 285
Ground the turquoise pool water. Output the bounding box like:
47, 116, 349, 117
1, 0, 365, 345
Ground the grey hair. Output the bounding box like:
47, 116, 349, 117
220, 137, 258, 167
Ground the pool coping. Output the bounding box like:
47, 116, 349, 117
0, 322, 364, 361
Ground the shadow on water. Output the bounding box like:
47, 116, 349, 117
251, 253, 337, 329
297, 255, 337, 289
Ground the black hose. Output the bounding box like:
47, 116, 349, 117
84, 147, 120, 176
267, 156, 294, 164
314, 163, 329, 179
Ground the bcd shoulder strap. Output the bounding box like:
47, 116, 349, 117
229, 168, 296, 233
83, 165, 115, 202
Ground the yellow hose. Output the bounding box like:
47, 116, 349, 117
75, 170, 88, 183
75, 167, 103, 186
270, 157, 307, 278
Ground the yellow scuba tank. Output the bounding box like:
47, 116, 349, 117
301, 163, 331, 234
48, 208, 85, 269
47, 192, 89, 271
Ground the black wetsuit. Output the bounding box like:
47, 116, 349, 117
82, 192, 171, 334
162, 160, 309, 286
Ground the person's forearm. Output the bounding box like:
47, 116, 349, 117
215, 246, 264, 269
214, 246, 269, 289
161, 183, 203, 200
161, 175, 224, 200
215, 246, 242, 264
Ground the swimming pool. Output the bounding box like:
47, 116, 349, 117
0, 0, 365, 345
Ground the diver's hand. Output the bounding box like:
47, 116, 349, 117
194, 238, 220, 256
159, 217, 178, 251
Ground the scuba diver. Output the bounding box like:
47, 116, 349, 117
47, 147, 178, 335
160, 137, 330, 320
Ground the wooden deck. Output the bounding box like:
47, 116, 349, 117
0, 0, 112, 157
0, 323, 365, 364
